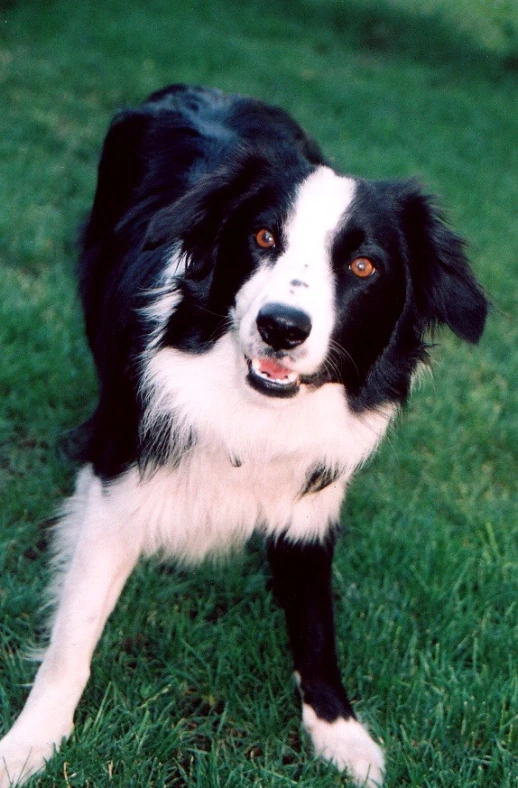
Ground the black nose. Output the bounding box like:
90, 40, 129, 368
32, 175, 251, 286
256, 303, 312, 350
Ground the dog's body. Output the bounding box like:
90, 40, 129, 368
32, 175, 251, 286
0, 85, 488, 787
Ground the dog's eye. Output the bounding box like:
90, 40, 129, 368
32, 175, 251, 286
349, 257, 376, 278
255, 228, 276, 249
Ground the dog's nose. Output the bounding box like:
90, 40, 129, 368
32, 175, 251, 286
256, 303, 312, 350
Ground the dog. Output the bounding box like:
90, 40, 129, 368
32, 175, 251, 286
0, 84, 488, 787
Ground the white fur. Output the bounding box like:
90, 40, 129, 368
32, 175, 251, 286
129, 372, 391, 559
141, 246, 187, 354
140, 331, 393, 554
0, 468, 141, 787
303, 704, 385, 787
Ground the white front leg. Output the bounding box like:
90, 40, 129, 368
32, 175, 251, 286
0, 467, 141, 787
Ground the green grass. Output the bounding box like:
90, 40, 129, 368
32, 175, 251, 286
0, 0, 517, 785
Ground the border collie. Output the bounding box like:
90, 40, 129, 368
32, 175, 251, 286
0, 84, 488, 787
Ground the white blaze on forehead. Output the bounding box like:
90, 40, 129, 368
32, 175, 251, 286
284, 166, 356, 258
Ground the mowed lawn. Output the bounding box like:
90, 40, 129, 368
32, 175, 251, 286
0, 1, 517, 786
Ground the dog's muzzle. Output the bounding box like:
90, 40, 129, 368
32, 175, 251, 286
246, 303, 312, 398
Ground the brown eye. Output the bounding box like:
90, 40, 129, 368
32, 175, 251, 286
349, 257, 376, 278
255, 228, 276, 249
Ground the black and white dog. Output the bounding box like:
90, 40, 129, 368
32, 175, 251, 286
0, 85, 488, 787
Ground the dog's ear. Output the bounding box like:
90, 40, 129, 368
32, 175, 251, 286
402, 183, 489, 343
143, 149, 276, 278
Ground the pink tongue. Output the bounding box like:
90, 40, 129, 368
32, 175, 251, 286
258, 358, 292, 380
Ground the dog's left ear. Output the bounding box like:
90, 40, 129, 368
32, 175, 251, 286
402, 183, 489, 343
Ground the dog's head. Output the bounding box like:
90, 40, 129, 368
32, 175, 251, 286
145, 149, 488, 410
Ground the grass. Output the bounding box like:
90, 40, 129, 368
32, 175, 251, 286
0, 0, 517, 785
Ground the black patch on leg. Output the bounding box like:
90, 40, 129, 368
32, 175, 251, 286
267, 532, 355, 723
301, 464, 341, 496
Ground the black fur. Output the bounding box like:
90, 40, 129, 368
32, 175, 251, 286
267, 532, 355, 723
302, 465, 342, 496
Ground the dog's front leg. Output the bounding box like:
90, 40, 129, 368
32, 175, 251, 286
267, 533, 384, 787
0, 467, 141, 787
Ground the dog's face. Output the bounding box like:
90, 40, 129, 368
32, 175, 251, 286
147, 150, 487, 410
233, 168, 357, 398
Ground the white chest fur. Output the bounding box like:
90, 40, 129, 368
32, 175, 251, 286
128, 334, 393, 562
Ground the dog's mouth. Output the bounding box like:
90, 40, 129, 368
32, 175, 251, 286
246, 356, 300, 398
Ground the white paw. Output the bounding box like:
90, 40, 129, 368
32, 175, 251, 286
0, 728, 66, 788
303, 704, 385, 787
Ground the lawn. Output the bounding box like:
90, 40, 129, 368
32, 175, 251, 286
0, 0, 517, 786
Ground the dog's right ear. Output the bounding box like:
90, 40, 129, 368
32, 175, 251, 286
143, 150, 274, 278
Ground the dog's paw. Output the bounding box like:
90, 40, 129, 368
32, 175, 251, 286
303, 704, 384, 787
0, 728, 65, 788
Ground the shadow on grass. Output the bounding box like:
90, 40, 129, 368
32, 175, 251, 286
3, 0, 518, 79
261, 0, 518, 76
